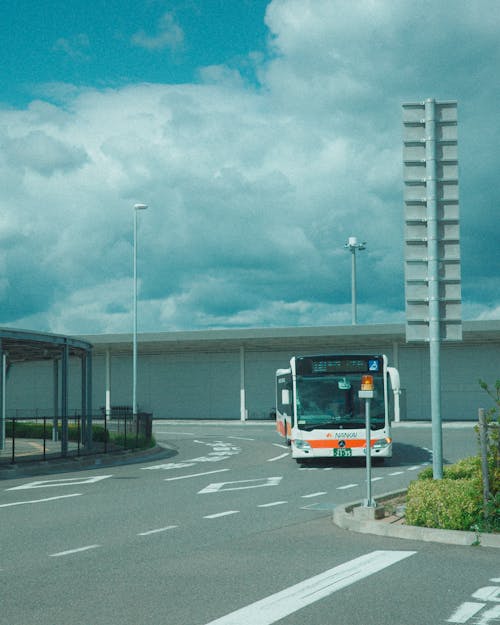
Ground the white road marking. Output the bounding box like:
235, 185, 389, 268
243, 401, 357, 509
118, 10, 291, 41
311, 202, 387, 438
204, 511, 239, 519
0, 493, 82, 508
228, 436, 255, 441
388, 471, 404, 476
258, 501, 287, 508
407, 465, 421, 471
164, 469, 229, 482
472, 587, 500, 602
198, 477, 282, 494
476, 606, 500, 624
371, 477, 384, 482
301, 491, 327, 498
202, 550, 416, 625
447, 602, 485, 623
267, 453, 289, 462
137, 525, 178, 536
49, 545, 100, 557
336, 483, 358, 490
7, 475, 111, 491
143, 440, 241, 471
272, 443, 289, 449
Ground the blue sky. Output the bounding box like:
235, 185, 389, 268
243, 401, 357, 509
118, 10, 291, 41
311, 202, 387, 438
1, 1, 270, 106
0, 0, 499, 335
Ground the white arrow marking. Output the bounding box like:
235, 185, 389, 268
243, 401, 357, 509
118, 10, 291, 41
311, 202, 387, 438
198, 477, 282, 494
203, 550, 416, 625
7, 475, 112, 491
164, 469, 229, 482
447, 602, 485, 623
472, 587, 500, 602
477, 606, 500, 624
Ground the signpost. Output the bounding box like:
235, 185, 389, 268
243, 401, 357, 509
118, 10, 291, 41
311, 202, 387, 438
402, 99, 462, 479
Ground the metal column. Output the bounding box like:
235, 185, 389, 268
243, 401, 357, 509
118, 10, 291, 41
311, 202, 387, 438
425, 99, 443, 479
240, 346, 247, 421
0, 341, 5, 450
61, 342, 69, 457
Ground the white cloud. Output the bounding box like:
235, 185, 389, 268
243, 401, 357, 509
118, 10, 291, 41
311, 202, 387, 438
53, 34, 91, 60
131, 12, 184, 51
0, 0, 498, 334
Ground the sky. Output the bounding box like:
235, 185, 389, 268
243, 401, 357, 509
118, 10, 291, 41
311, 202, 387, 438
0, 0, 499, 336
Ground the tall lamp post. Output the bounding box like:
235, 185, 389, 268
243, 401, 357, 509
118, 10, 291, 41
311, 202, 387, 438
345, 236, 366, 325
133, 203, 148, 418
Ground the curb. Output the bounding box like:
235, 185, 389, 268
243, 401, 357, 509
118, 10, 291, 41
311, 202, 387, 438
332, 491, 500, 549
0, 443, 177, 478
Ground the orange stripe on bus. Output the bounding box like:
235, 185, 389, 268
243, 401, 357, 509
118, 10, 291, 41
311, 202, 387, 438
307, 439, 373, 449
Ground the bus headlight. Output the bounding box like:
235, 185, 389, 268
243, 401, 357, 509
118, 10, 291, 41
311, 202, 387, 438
373, 437, 392, 449
294, 439, 311, 451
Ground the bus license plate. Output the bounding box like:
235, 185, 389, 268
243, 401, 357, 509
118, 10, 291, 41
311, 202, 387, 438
333, 449, 352, 457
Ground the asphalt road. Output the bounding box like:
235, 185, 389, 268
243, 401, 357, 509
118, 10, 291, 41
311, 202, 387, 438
1, 421, 498, 625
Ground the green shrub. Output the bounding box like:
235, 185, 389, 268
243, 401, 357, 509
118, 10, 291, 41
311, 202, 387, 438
406, 477, 483, 531
5, 421, 109, 442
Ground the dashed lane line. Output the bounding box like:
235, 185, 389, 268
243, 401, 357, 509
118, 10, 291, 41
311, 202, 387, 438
137, 525, 178, 536
49, 545, 101, 558
204, 511, 239, 519
258, 501, 288, 508
301, 491, 327, 498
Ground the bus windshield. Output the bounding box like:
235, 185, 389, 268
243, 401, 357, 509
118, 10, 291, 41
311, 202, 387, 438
295, 374, 385, 430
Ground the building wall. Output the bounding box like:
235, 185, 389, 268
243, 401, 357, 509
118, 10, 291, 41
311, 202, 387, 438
5, 335, 499, 422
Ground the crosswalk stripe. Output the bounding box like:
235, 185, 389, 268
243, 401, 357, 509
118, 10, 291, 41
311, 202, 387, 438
203, 550, 416, 625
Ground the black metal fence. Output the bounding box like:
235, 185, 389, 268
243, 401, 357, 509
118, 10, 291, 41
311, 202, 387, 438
0, 410, 153, 466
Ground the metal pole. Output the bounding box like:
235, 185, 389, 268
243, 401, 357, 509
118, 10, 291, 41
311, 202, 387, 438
105, 347, 111, 421
425, 98, 443, 480
132, 204, 147, 419
364, 397, 375, 507
61, 342, 69, 457
0, 345, 5, 451
345, 237, 365, 325
478, 408, 491, 509
240, 346, 247, 421
133, 208, 138, 418
53, 359, 59, 441
351, 248, 357, 325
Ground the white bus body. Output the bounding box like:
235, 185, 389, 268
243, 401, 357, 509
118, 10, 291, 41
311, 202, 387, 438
275, 354, 396, 461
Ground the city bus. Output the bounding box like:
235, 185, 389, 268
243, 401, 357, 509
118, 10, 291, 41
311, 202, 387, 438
275, 354, 400, 462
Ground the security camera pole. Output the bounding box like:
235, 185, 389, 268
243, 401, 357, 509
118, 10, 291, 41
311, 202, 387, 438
345, 236, 366, 325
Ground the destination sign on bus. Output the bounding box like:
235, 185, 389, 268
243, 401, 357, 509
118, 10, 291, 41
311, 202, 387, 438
296, 355, 382, 375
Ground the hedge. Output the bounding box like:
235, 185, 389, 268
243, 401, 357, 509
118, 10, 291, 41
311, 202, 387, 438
406, 455, 499, 532
405, 477, 484, 531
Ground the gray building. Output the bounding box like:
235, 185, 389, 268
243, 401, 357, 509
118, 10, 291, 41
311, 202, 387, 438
5, 320, 500, 422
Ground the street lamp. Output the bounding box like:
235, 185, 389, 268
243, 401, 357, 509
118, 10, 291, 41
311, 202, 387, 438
133, 203, 148, 418
345, 236, 366, 325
